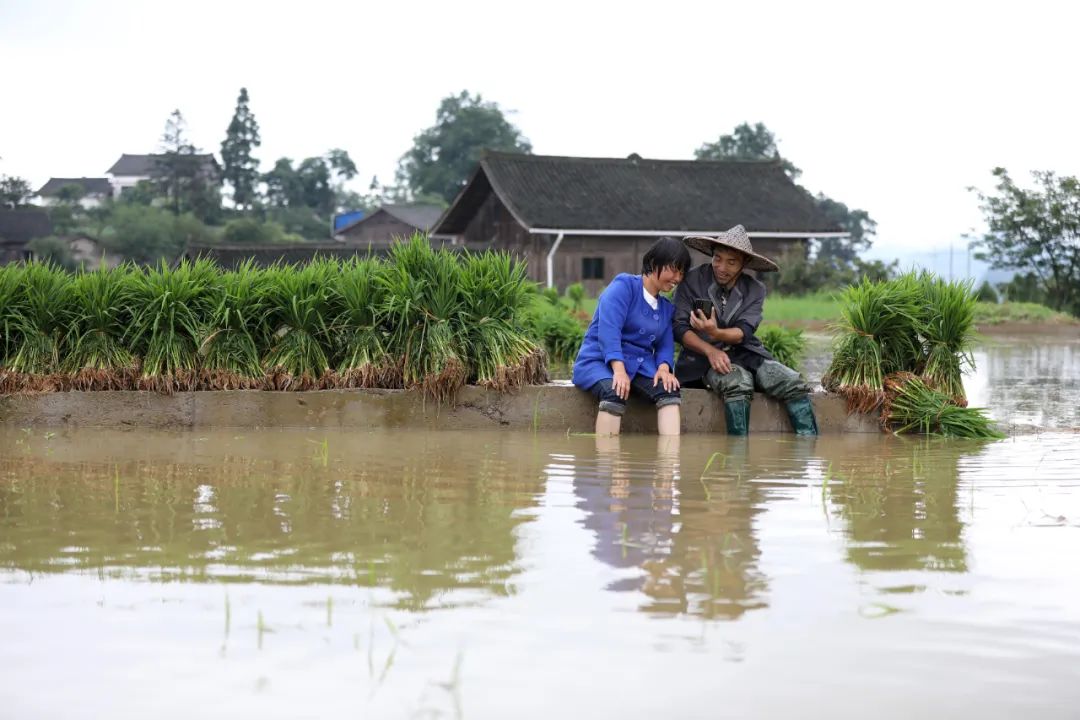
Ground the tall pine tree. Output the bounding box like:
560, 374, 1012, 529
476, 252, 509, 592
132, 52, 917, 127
221, 88, 261, 210
155, 109, 222, 222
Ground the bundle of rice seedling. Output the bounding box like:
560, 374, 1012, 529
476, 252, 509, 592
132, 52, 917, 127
4, 261, 72, 391
381, 237, 468, 401
758, 324, 806, 372
198, 260, 269, 390
128, 259, 217, 392
458, 251, 547, 389
917, 274, 977, 405
63, 264, 138, 390
0, 264, 26, 394
823, 277, 922, 412
262, 260, 334, 390
521, 300, 583, 368
882, 372, 1004, 439
325, 257, 394, 388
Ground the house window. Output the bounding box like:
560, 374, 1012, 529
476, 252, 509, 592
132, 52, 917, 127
582, 257, 605, 280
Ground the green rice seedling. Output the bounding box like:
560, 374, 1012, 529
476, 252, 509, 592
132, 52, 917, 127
5, 261, 72, 390
0, 263, 26, 393
459, 251, 547, 389
917, 274, 977, 405
757, 324, 806, 371
127, 259, 217, 392
882, 372, 1004, 439
262, 260, 334, 390
381, 237, 468, 401
521, 299, 583, 367
198, 261, 269, 390
823, 276, 922, 412
326, 257, 394, 388
565, 282, 586, 313
63, 263, 138, 390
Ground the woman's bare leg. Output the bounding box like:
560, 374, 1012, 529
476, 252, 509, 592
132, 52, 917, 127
657, 404, 681, 436
595, 411, 622, 436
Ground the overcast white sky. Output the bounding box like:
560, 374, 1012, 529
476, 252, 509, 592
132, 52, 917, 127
2, 0, 1078, 260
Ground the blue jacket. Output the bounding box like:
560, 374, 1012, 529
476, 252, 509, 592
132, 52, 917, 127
572, 273, 677, 391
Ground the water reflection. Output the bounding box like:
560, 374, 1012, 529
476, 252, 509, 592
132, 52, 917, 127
0, 430, 546, 610
3, 428, 1080, 718
966, 337, 1080, 428
573, 436, 776, 620
820, 437, 976, 576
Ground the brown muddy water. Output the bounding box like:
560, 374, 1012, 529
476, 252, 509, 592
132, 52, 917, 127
2, 424, 1080, 719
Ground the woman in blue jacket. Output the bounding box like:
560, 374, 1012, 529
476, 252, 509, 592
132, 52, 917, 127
572, 237, 691, 436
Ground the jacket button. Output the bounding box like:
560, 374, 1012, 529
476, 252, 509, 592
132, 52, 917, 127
653, 314, 659, 320
649, 334, 656, 341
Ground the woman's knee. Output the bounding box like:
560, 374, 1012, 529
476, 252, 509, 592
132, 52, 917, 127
589, 379, 627, 416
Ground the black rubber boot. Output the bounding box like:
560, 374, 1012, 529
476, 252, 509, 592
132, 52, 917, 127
785, 396, 819, 436
723, 399, 751, 436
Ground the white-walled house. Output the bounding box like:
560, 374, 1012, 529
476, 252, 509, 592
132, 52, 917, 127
105, 153, 220, 198
35, 177, 113, 208
36, 154, 221, 208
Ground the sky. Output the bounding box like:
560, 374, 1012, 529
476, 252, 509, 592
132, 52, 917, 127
2, 0, 1078, 265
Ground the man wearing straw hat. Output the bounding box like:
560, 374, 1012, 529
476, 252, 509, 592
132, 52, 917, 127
673, 226, 818, 435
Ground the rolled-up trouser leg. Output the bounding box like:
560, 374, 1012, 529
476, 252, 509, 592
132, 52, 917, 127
705, 366, 754, 435
754, 360, 818, 435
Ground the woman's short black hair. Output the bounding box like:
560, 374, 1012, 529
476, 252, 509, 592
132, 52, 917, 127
641, 236, 692, 276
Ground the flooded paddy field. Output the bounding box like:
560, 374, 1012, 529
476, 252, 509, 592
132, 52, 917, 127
2, 421, 1079, 719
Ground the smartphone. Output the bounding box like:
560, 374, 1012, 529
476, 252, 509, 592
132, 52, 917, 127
692, 299, 714, 317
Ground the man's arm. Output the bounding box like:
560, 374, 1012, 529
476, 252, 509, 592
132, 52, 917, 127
694, 290, 764, 345
672, 280, 694, 344
680, 328, 733, 374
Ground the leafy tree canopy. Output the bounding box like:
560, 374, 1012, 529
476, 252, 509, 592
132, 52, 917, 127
973, 167, 1080, 315
696, 121, 877, 291
397, 91, 532, 203
0, 174, 33, 209
695, 122, 801, 179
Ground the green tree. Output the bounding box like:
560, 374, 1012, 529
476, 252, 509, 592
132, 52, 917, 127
0, 173, 33, 208
397, 91, 532, 203
220, 87, 261, 211
46, 182, 88, 234
155, 109, 222, 223
695, 121, 877, 286
695, 122, 801, 179
27, 236, 77, 270
973, 167, 1080, 315
222, 217, 289, 244
812, 195, 877, 263
262, 149, 359, 222
98, 204, 212, 264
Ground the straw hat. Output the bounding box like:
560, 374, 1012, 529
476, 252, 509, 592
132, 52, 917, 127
682, 225, 780, 273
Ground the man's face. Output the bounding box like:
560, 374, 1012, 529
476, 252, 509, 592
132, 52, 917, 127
711, 247, 746, 286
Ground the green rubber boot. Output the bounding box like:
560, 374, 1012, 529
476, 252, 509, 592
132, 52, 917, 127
785, 396, 819, 436
723, 399, 751, 436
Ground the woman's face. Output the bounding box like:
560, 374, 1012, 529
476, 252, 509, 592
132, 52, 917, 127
655, 265, 684, 293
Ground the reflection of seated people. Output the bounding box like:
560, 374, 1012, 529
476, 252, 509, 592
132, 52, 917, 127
576, 436, 678, 593
666, 441, 769, 619
574, 437, 768, 619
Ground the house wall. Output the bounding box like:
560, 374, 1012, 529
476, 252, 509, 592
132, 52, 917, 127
35, 195, 107, 210
338, 212, 420, 249
0, 244, 31, 264
451, 192, 813, 293
109, 175, 151, 198
459, 192, 548, 281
